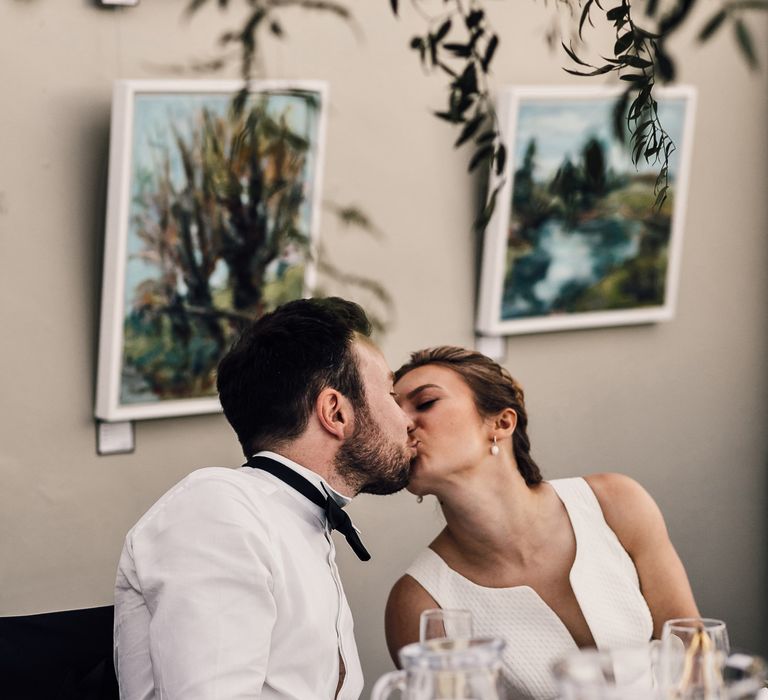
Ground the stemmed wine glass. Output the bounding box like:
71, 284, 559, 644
419, 608, 473, 645
658, 618, 731, 699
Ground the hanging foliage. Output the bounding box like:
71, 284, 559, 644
187, 0, 766, 230
388, 0, 766, 219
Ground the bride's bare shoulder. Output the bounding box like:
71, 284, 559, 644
583, 472, 667, 552
385, 573, 438, 666
584, 471, 649, 502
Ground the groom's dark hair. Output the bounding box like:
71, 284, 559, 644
217, 297, 373, 457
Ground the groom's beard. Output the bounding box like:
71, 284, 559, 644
334, 402, 411, 496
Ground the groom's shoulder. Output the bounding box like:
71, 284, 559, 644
128, 466, 277, 536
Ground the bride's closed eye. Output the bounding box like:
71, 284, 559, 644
416, 399, 437, 411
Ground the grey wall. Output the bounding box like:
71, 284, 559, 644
1, 1, 766, 696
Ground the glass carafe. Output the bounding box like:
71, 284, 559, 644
371, 637, 506, 700
552, 646, 659, 699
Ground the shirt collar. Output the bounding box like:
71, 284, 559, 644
253, 451, 353, 508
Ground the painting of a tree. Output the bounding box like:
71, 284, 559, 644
96, 81, 327, 421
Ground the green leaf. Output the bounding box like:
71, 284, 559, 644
232, 88, 249, 116
563, 64, 615, 77
468, 145, 494, 172
734, 18, 759, 69
468, 27, 485, 52
659, 0, 697, 35
636, 119, 655, 133
455, 114, 485, 147
466, 10, 485, 29
458, 95, 475, 116
698, 10, 727, 42
622, 54, 652, 69
614, 31, 635, 55
612, 91, 631, 142
628, 86, 652, 120
494, 144, 507, 176
434, 19, 452, 43
628, 100, 644, 120
606, 5, 629, 21
481, 35, 498, 71
474, 184, 501, 235
449, 90, 475, 118
632, 137, 645, 164
444, 42, 472, 58
654, 45, 675, 82
561, 41, 592, 67
579, 0, 594, 39
428, 34, 438, 65
241, 7, 266, 41
644, 143, 661, 157
455, 62, 478, 95
434, 110, 460, 123
476, 129, 496, 144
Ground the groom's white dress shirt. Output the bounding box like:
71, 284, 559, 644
114, 451, 364, 700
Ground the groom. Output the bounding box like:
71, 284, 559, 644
114, 297, 416, 700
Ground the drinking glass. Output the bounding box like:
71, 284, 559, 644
552, 646, 659, 700
658, 618, 730, 699
419, 608, 473, 644
371, 637, 506, 700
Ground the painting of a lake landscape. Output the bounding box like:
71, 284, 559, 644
96, 80, 327, 421
476, 86, 695, 336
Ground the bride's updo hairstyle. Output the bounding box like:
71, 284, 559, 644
395, 346, 543, 486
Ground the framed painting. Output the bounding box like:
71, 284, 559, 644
95, 79, 328, 421
476, 85, 696, 336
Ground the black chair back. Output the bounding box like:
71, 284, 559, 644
0, 606, 118, 700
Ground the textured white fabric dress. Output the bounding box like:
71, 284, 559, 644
405, 477, 654, 700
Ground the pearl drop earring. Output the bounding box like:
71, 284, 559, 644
490, 435, 500, 456
416, 495, 424, 504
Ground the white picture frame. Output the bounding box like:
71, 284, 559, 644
476, 85, 696, 337
95, 79, 329, 421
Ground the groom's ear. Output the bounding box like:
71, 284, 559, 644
315, 387, 354, 441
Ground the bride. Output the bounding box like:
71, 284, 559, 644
385, 346, 699, 699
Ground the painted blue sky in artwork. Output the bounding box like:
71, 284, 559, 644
123, 90, 321, 313
130, 92, 317, 190
513, 95, 688, 183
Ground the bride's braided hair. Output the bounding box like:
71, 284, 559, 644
395, 346, 543, 486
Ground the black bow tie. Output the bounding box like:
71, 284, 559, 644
246, 456, 371, 562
